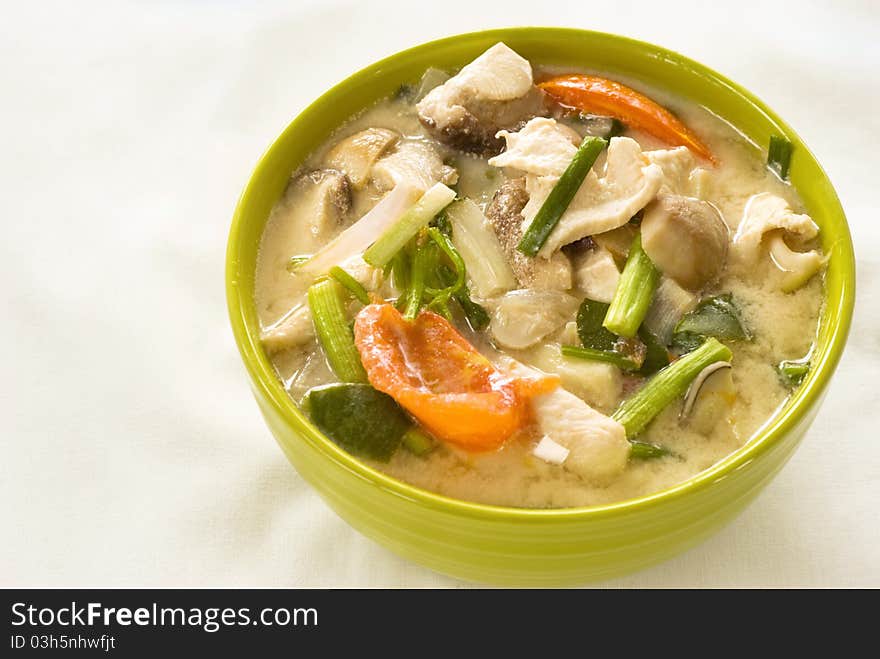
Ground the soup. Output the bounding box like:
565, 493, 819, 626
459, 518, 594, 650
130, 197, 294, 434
254, 43, 825, 508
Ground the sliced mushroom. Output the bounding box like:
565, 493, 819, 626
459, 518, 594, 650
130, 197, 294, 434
273, 169, 351, 255
489, 289, 579, 350
324, 128, 399, 189
371, 140, 458, 192
484, 177, 572, 289
641, 194, 729, 291
416, 43, 547, 154
733, 193, 823, 290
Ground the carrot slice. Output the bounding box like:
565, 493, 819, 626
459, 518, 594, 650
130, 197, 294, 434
539, 74, 715, 163
353, 304, 557, 452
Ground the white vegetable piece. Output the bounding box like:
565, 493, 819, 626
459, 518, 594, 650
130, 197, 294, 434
522, 343, 622, 412
643, 277, 698, 344
446, 199, 517, 297
733, 193, 823, 290
489, 120, 664, 258
531, 387, 630, 483
298, 183, 420, 280
572, 245, 620, 304
488, 117, 581, 175
489, 290, 579, 350
532, 436, 570, 465
372, 140, 458, 192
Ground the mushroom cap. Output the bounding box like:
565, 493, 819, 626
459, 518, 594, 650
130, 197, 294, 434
640, 194, 729, 291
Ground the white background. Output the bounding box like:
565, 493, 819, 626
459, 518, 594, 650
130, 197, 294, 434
2, 0, 877, 587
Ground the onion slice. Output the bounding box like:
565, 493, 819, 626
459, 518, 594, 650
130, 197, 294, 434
533, 436, 570, 465
681, 361, 731, 419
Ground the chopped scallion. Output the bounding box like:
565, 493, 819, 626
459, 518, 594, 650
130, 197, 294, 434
328, 266, 370, 305
603, 233, 659, 338
307, 279, 367, 383
517, 136, 607, 257
768, 135, 793, 180
363, 183, 456, 268
613, 337, 732, 437
561, 345, 640, 371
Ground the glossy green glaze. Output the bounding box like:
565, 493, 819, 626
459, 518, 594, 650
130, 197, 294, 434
226, 28, 854, 585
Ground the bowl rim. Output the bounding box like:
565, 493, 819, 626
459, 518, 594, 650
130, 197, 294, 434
226, 27, 855, 522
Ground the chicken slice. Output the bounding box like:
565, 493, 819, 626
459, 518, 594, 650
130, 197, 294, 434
644, 146, 697, 195
531, 387, 630, 484
488, 117, 581, 175
733, 192, 819, 258
733, 193, 823, 290
416, 43, 546, 154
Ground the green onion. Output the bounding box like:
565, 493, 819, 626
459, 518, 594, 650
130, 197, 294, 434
363, 183, 456, 268
436, 264, 489, 331
778, 357, 810, 387
517, 136, 607, 257
426, 227, 465, 298
328, 266, 370, 305
613, 337, 732, 437
629, 440, 672, 460
603, 233, 660, 338
403, 242, 433, 320
561, 345, 640, 371
402, 427, 436, 456
307, 279, 367, 383
768, 135, 793, 180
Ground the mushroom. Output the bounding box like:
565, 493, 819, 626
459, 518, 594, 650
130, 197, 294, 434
640, 194, 729, 291
484, 177, 572, 289
324, 128, 399, 189
371, 140, 458, 192
271, 168, 352, 256
416, 43, 547, 154
733, 193, 823, 291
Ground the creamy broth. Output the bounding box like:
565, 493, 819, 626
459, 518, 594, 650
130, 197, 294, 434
254, 45, 824, 508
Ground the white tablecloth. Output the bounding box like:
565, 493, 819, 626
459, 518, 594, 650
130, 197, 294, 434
3, 0, 877, 587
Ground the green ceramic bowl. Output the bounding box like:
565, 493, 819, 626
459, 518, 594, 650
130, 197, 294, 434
226, 28, 854, 585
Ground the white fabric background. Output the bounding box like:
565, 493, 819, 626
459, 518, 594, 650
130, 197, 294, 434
2, 0, 877, 587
